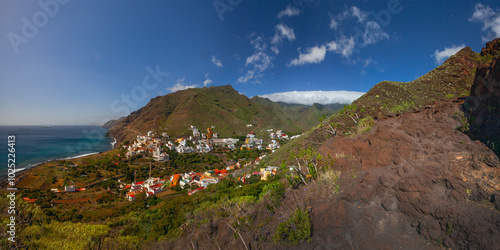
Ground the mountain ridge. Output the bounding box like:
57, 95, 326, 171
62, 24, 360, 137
106, 85, 343, 144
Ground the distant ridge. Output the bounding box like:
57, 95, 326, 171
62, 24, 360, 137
102, 117, 125, 129
107, 85, 343, 144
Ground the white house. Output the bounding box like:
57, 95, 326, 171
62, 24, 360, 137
201, 178, 219, 188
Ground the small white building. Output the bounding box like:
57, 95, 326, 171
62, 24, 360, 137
201, 178, 219, 188
64, 185, 75, 192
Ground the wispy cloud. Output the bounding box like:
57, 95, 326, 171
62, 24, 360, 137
295, 5, 388, 65
271, 23, 296, 54
259, 90, 365, 105
203, 73, 213, 86
211, 55, 223, 68
288, 45, 327, 66
362, 21, 389, 46
272, 24, 296, 44
469, 3, 500, 43
364, 58, 373, 67
330, 17, 338, 30
351, 6, 368, 23
278, 5, 301, 18
238, 36, 274, 83
432, 44, 465, 64
167, 77, 199, 93
327, 36, 356, 58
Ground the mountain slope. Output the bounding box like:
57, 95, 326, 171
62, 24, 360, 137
250, 44, 498, 249
107, 85, 341, 144
260, 46, 480, 166
156, 43, 498, 250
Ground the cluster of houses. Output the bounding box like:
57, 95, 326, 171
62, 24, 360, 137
240, 131, 264, 150
125, 131, 170, 161
123, 160, 279, 201
269, 129, 289, 140
124, 126, 261, 160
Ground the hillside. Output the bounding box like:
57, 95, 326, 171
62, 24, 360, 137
260, 46, 480, 166
246, 43, 498, 249
106, 85, 341, 144
152, 43, 499, 250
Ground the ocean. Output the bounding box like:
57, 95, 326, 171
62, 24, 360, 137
0, 125, 115, 178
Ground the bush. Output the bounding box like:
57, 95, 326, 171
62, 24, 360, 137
261, 181, 285, 213
357, 116, 375, 134
273, 207, 311, 244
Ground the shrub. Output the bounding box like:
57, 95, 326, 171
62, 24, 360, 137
261, 181, 286, 213
445, 93, 455, 100
357, 116, 375, 134
272, 207, 311, 244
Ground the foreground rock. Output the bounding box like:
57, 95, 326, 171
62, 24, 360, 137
317, 100, 499, 249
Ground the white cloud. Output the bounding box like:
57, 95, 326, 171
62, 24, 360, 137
203, 79, 213, 86
167, 77, 199, 93
327, 36, 356, 58
203, 73, 213, 86
325, 5, 389, 60
289, 45, 327, 66
259, 90, 365, 105
469, 3, 500, 42
290, 36, 356, 66
278, 5, 301, 18
432, 44, 465, 64
271, 46, 279, 55
330, 17, 338, 30
362, 21, 389, 46
211, 55, 223, 68
272, 23, 296, 45
351, 6, 368, 23
238, 36, 274, 83
364, 58, 373, 67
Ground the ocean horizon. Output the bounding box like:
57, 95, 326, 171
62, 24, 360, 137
0, 125, 114, 178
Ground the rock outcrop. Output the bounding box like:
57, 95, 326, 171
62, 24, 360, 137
467, 38, 500, 145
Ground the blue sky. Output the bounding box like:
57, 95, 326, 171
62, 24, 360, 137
1, 0, 499, 125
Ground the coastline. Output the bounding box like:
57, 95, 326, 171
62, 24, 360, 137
0, 150, 113, 188
0, 137, 117, 185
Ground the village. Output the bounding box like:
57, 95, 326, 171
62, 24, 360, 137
120, 126, 289, 201
40, 126, 299, 202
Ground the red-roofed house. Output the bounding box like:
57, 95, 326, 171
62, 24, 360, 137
22, 197, 37, 203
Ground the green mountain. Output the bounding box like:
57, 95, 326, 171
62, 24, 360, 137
106, 85, 342, 144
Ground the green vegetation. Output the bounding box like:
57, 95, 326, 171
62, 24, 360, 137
272, 207, 311, 244
22, 221, 110, 249
478, 53, 493, 63
227, 148, 270, 161
453, 110, 470, 133
389, 101, 415, 114
357, 116, 375, 134
262, 181, 286, 213
166, 151, 223, 175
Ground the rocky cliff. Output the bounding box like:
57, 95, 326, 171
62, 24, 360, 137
467, 38, 500, 155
